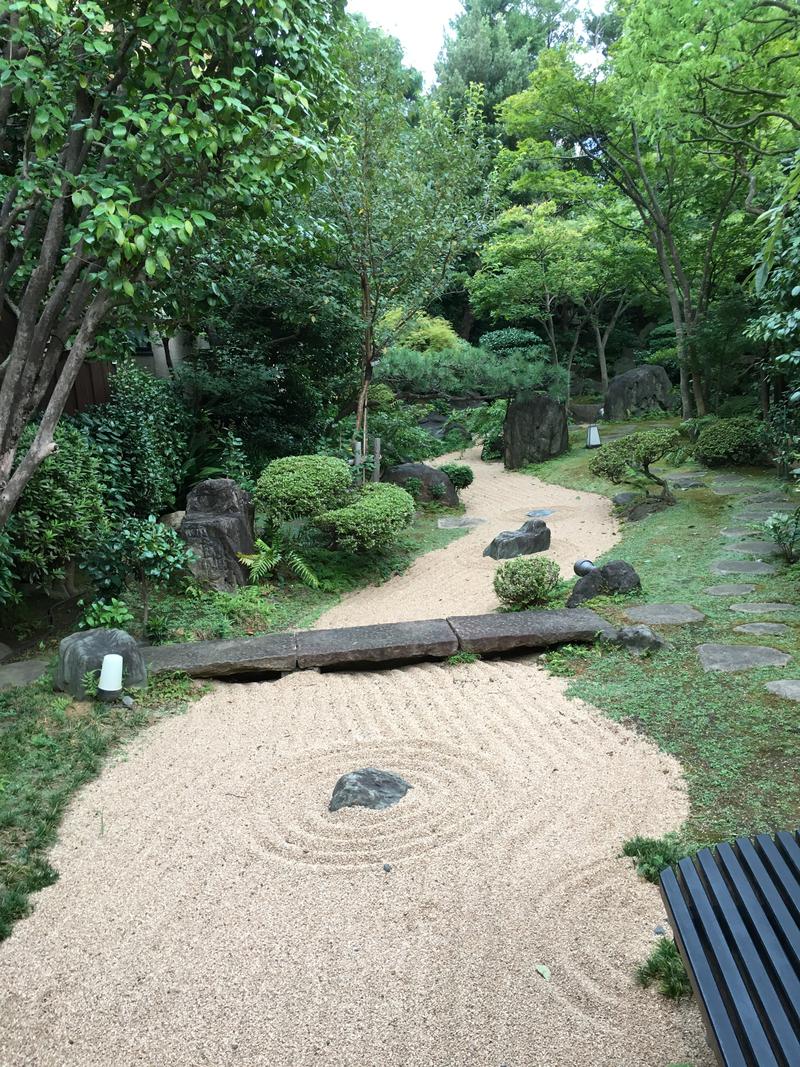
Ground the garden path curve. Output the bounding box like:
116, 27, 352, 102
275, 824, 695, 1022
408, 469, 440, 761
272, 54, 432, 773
0, 453, 712, 1066
314, 445, 619, 627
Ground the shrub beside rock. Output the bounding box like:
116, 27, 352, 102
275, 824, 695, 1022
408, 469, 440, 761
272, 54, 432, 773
439, 463, 474, 491
255, 455, 352, 523
494, 556, 561, 610
694, 417, 763, 466
383, 462, 458, 507
317, 483, 415, 553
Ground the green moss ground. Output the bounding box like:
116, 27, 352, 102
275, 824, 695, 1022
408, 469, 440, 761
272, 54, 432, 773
534, 432, 800, 848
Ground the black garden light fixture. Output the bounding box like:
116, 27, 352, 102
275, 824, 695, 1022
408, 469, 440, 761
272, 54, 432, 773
574, 559, 596, 577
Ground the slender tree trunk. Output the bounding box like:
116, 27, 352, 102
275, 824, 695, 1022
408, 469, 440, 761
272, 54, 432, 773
354, 270, 374, 460
150, 333, 170, 379
760, 375, 771, 419
591, 320, 609, 395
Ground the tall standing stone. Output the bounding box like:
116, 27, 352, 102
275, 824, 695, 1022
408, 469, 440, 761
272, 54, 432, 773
503, 395, 569, 470
604, 366, 672, 420
180, 478, 255, 593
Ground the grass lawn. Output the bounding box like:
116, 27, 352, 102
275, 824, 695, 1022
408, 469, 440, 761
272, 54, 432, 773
534, 427, 800, 851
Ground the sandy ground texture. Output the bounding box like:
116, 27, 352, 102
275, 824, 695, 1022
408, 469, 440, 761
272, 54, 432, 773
0, 660, 711, 1067
313, 445, 619, 628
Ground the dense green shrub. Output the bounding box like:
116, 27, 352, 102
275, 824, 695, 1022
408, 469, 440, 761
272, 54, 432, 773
78, 597, 136, 631
367, 383, 397, 412
254, 455, 352, 523
694, 416, 764, 466
0, 531, 19, 607
320, 406, 440, 469
493, 557, 560, 610
439, 463, 474, 490
381, 309, 460, 351
590, 429, 681, 497
317, 483, 415, 553
717, 395, 759, 418
479, 328, 543, 357
9, 422, 107, 588
76, 362, 190, 517
763, 509, 800, 562
84, 516, 193, 628
464, 400, 507, 460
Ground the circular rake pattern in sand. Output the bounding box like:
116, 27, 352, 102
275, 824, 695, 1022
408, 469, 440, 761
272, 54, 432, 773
248, 738, 505, 870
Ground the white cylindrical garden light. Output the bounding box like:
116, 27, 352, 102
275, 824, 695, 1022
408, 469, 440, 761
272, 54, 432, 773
586, 424, 601, 449
97, 653, 123, 701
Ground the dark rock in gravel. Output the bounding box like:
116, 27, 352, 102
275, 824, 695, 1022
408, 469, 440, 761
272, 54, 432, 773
483, 520, 551, 559
697, 643, 791, 672
612, 625, 666, 656
181, 478, 255, 593
567, 560, 641, 608
383, 462, 458, 507
56, 628, 147, 700
329, 768, 411, 812
604, 365, 672, 420
503, 395, 568, 470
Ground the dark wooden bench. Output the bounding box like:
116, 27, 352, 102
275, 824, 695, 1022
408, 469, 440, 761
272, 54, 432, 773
660, 831, 800, 1066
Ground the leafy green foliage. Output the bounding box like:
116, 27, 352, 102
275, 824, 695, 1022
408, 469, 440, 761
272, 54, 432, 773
380, 310, 460, 352
589, 429, 681, 495
322, 408, 440, 469
8, 422, 106, 587
317, 483, 415, 554
84, 516, 192, 628
254, 455, 353, 524
76, 364, 190, 517
763, 510, 800, 564
623, 834, 688, 884
636, 939, 691, 1000
376, 340, 567, 400
463, 400, 508, 460
694, 417, 763, 467
493, 556, 561, 610
238, 536, 319, 588
439, 464, 474, 490
78, 598, 136, 631
0, 533, 19, 608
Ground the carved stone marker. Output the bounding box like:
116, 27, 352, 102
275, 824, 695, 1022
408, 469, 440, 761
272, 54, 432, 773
180, 478, 255, 592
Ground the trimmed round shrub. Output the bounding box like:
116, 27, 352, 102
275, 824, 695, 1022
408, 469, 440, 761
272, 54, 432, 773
255, 455, 352, 523
493, 557, 560, 610
367, 383, 397, 412
439, 463, 474, 490
317, 483, 414, 553
694, 417, 763, 466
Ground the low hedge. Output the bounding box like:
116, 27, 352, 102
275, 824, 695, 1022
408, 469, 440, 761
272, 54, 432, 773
317, 483, 415, 553
255, 455, 352, 523
694, 416, 763, 466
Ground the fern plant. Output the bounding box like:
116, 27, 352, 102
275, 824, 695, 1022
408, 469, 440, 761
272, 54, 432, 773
238, 536, 319, 588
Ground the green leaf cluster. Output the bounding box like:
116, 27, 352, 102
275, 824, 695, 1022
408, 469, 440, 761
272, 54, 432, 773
317, 483, 415, 554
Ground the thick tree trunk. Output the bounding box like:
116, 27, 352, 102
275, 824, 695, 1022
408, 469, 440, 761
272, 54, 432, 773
150, 334, 170, 378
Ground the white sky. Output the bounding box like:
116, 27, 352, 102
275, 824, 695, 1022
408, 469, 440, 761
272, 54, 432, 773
346, 0, 608, 86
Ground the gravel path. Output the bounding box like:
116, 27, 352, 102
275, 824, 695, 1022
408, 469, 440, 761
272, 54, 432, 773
0, 453, 711, 1066
314, 446, 619, 627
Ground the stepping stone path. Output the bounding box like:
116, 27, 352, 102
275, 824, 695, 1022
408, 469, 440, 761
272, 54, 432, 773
712, 484, 753, 496
729, 602, 798, 615
710, 560, 776, 576
437, 516, 487, 528
666, 474, 706, 489
697, 643, 791, 672
721, 540, 780, 557
705, 583, 757, 596
0, 657, 49, 692
721, 528, 759, 538
527, 508, 554, 518
765, 680, 800, 702
626, 604, 706, 625
734, 623, 791, 637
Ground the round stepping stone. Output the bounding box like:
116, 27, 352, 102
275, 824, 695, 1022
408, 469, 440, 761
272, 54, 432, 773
721, 540, 780, 557
734, 622, 791, 637
697, 643, 791, 672
752, 492, 794, 504
765, 680, 800, 701
712, 484, 752, 495
729, 602, 798, 614
721, 528, 758, 538
626, 604, 706, 625
705, 583, 756, 596
527, 508, 554, 518
711, 560, 776, 576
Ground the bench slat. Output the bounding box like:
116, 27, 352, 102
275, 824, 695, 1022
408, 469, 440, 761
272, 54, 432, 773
661, 867, 750, 1067
733, 836, 800, 974
699, 847, 800, 1060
